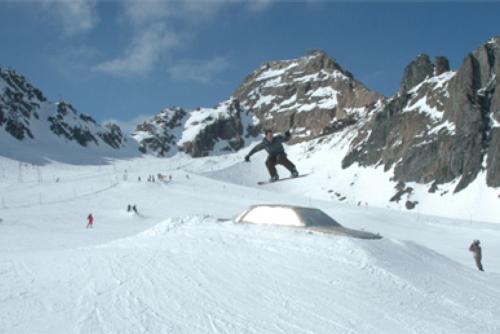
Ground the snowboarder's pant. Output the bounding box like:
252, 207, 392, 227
266, 153, 296, 177
473, 255, 484, 271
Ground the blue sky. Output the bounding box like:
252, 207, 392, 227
1, 1, 499, 131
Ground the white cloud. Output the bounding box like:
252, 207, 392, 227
40, 0, 98, 36
53, 45, 102, 79
167, 57, 231, 84
121, 0, 173, 26
246, 0, 274, 12
94, 0, 271, 78
93, 23, 180, 76
121, 0, 226, 26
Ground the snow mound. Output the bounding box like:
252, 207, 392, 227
236, 204, 381, 239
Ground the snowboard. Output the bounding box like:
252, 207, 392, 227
257, 173, 310, 185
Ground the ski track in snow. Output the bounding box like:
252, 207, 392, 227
0, 155, 499, 333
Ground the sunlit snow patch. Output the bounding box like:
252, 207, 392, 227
236, 204, 381, 239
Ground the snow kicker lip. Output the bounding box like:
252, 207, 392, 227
306, 225, 382, 239
236, 204, 381, 239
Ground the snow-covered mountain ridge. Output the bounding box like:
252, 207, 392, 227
0, 68, 139, 164
134, 50, 382, 157
136, 37, 500, 197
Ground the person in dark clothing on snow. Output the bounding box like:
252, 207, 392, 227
469, 239, 484, 271
245, 129, 298, 182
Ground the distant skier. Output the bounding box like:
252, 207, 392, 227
469, 239, 484, 271
244, 129, 298, 182
132, 204, 138, 214
86, 213, 94, 229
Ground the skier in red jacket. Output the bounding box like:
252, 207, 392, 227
86, 213, 94, 229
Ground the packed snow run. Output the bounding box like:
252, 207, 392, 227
0, 152, 499, 334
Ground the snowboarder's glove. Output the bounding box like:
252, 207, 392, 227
244, 155, 250, 162
285, 130, 291, 137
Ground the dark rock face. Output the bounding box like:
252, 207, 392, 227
435, 56, 450, 75
133, 107, 189, 156
48, 102, 99, 147
98, 123, 126, 149
180, 100, 245, 157
484, 40, 500, 186
134, 101, 247, 158
343, 36, 500, 192
399, 54, 435, 94
0, 69, 42, 140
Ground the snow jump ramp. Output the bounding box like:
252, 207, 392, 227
236, 204, 381, 239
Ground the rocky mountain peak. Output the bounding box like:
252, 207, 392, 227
487, 36, 500, 47
0, 68, 47, 103
302, 49, 353, 79
137, 50, 383, 158
434, 56, 450, 76
399, 54, 435, 94
231, 50, 381, 141
343, 36, 500, 196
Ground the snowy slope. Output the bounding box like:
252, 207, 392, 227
0, 153, 499, 333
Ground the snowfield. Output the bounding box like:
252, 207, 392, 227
1, 150, 499, 333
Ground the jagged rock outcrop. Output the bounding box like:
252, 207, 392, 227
343, 37, 500, 192
47, 102, 100, 147
0, 69, 45, 140
180, 100, 245, 157
98, 123, 125, 149
449, 37, 500, 188
435, 56, 450, 76
133, 107, 189, 156
399, 54, 435, 94
133, 100, 247, 157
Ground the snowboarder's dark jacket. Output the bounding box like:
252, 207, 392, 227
248, 131, 291, 157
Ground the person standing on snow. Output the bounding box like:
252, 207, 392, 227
86, 213, 94, 229
244, 129, 298, 182
469, 239, 484, 271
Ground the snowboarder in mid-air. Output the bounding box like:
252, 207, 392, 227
245, 129, 298, 182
